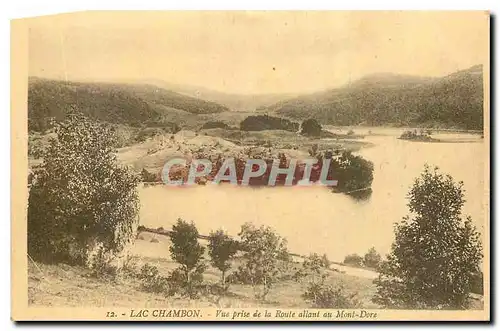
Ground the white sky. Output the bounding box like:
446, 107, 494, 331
27, 11, 489, 94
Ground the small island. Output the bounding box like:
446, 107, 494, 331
398, 129, 440, 142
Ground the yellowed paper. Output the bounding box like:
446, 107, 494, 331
12, 11, 490, 321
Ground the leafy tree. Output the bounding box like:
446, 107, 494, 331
373, 166, 483, 309
234, 222, 289, 300
300, 118, 322, 136
343, 254, 364, 267
208, 229, 238, 287
364, 247, 382, 269
169, 219, 206, 297
28, 110, 139, 265
329, 151, 374, 200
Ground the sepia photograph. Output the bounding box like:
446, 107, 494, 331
11, 10, 490, 321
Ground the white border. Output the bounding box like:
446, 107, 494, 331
2, 1, 498, 330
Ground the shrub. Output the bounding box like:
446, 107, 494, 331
303, 282, 360, 308
121, 254, 138, 278
28, 110, 139, 265
136, 127, 163, 142
139, 264, 169, 294
141, 168, 158, 182
201, 121, 230, 130
320, 254, 331, 269
87, 246, 119, 279
373, 166, 483, 309
343, 254, 364, 267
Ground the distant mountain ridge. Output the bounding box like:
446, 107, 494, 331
127, 80, 298, 112
28, 64, 485, 132
266, 65, 484, 130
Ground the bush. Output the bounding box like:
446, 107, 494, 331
373, 166, 483, 309
201, 121, 230, 130
87, 246, 119, 279
141, 168, 158, 182
121, 254, 138, 278
136, 127, 164, 142
139, 264, 169, 294
343, 254, 364, 267
28, 110, 139, 265
303, 282, 360, 308
301, 119, 322, 136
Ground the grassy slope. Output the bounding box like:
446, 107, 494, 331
28, 231, 378, 308
28, 231, 484, 309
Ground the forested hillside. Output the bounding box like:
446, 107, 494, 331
28, 78, 229, 132
267, 65, 484, 130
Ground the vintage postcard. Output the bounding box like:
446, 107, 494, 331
11, 11, 490, 321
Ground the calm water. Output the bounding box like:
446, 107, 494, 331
138, 128, 486, 262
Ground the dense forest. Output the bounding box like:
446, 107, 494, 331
267, 65, 484, 130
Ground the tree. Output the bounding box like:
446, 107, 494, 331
28, 110, 139, 265
300, 118, 322, 136
364, 247, 382, 269
208, 229, 238, 287
330, 151, 374, 196
343, 254, 364, 267
373, 166, 483, 309
169, 219, 206, 297
234, 222, 289, 300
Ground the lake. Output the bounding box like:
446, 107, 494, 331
137, 127, 487, 262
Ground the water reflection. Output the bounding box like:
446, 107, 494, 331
138, 128, 485, 262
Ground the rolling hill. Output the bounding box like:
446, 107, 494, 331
28, 78, 229, 132
130, 80, 298, 112
266, 65, 484, 130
